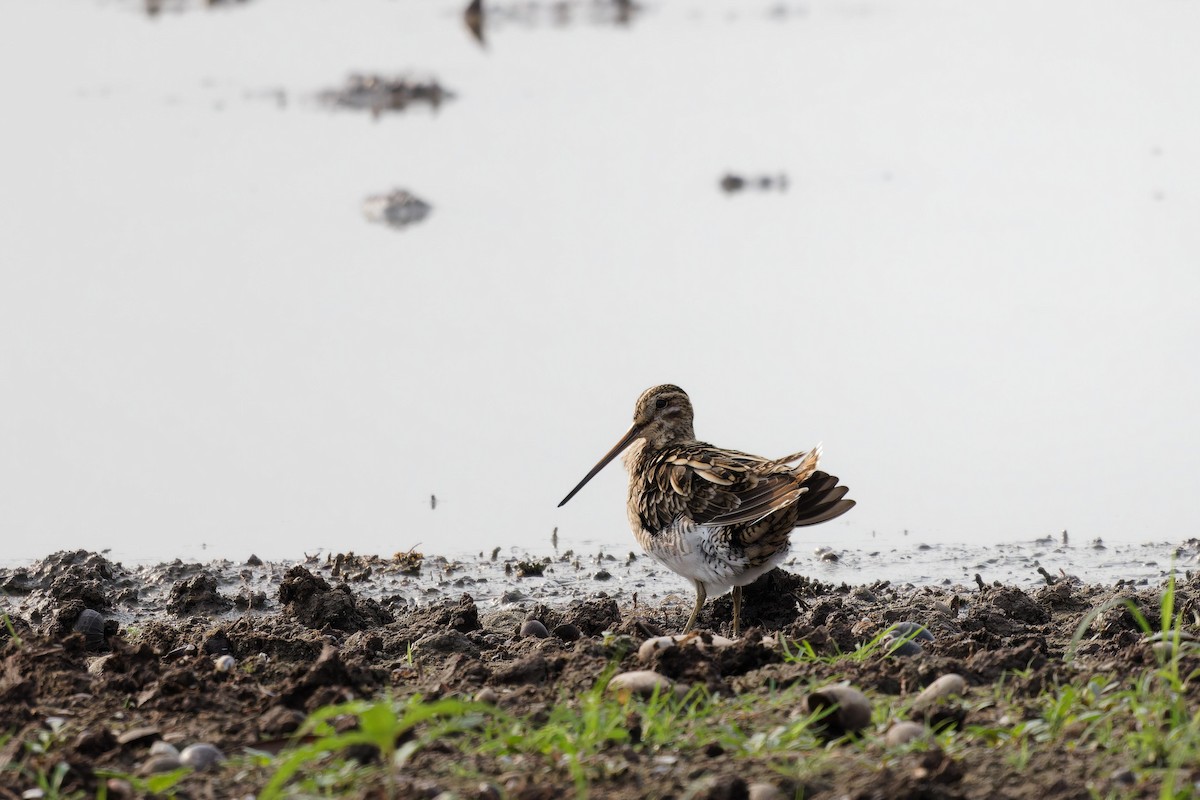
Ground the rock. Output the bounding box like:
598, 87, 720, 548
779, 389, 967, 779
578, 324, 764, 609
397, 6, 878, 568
911, 674, 967, 713
214, 655, 237, 672
682, 773, 748, 800
474, 687, 498, 705
638, 633, 735, 664
885, 721, 927, 747
149, 741, 179, 758
117, 726, 161, 746
747, 783, 787, 800
552, 623, 582, 642
180, 742, 225, 770
140, 753, 183, 774
607, 670, 673, 699
883, 637, 923, 657
71, 608, 107, 650
802, 685, 872, 738
519, 620, 549, 639
890, 621, 935, 642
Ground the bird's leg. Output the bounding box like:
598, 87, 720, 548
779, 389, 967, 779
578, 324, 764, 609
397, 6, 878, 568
732, 585, 742, 638
684, 580, 707, 633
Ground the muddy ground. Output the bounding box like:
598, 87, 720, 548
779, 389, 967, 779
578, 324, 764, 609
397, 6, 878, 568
2, 548, 1198, 799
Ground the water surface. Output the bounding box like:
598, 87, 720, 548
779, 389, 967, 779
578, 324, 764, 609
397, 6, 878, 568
2, 0, 1198, 567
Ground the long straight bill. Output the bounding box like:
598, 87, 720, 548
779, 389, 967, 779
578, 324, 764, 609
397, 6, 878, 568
557, 424, 643, 507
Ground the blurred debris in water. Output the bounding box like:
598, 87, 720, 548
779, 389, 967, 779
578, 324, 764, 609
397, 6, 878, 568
719, 173, 789, 194
362, 190, 432, 231
461, 0, 642, 47
320, 75, 453, 117
142, 0, 254, 16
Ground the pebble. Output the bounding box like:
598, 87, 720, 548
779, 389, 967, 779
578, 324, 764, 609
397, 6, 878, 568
607, 670, 673, 699
474, 687, 499, 705
885, 721, 928, 747
180, 742, 225, 770
884, 637, 923, 657
214, 655, 237, 672
117, 726, 160, 745
911, 674, 967, 713
637, 634, 734, 664
104, 779, 134, 799
748, 782, 787, 800
891, 621, 935, 642
149, 741, 180, 758
140, 753, 183, 774
519, 620, 549, 639
683, 774, 747, 800
802, 685, 872, 737
932, 600, 955, 617
552, 623, 582, 642
71, 609, 106, 649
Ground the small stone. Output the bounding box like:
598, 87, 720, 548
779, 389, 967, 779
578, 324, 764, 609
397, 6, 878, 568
891, 621, 935, 642
637, 633, 735, 664
802, 685, 871, 737
149, 741, 179, 758
104, 779, 134, 799
884, 637, 923, 657
117, 726, 160, 746
594, 569, 612, 580
885, 721, 927, 747
180, 742, 225, 770
607, 670, 673, 699
552, 623, 582, 642
214, 655, 237, 672
519, 620, 549, 639
474, 687, 499, 705
748, 783, 787, 800
683, 774, 748, 800
911, 674, 967, 713
140, 753, 183, 774
71, 609, 106, 650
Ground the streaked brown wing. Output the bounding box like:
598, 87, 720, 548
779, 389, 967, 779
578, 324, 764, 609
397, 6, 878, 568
655, 446, 808, 527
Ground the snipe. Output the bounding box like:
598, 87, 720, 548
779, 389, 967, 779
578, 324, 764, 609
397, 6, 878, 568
558, 385, 855, 635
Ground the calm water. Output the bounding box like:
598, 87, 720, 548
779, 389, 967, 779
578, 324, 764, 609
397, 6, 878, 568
2, 0, 1198, 567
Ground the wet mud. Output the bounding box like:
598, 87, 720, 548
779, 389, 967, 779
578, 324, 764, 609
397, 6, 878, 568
1, 546, 1198, 798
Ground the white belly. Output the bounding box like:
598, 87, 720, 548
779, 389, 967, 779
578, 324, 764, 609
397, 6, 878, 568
637, 520, 791, 599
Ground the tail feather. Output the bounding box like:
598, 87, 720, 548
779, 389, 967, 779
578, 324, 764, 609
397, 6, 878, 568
792, 472, 855, 526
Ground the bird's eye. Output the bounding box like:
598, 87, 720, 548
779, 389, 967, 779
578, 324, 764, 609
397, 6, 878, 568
655, 398, 667, 409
